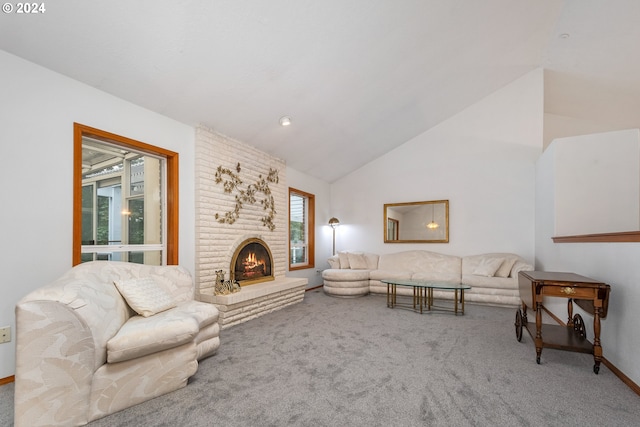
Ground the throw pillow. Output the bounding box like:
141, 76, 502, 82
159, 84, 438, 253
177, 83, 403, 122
337, 251, 351, 269
327, 256, 341, 269
347, 252, 369, 269
495, 257, 517, 278
114, 277, 176, 317
472, 257, 504, 277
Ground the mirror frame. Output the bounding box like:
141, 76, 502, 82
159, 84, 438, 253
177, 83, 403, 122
384, 200, 449, 243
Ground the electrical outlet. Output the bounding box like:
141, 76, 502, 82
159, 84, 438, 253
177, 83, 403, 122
0, 326, 10, 344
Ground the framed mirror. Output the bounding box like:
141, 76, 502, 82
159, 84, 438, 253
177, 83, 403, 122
384, 200, 449, 243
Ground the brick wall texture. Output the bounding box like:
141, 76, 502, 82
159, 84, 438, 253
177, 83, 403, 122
194, 126, 287, 294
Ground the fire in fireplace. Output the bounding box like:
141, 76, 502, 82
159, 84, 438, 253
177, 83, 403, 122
231, 238, 274, 285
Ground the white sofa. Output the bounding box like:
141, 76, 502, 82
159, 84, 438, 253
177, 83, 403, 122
323, 250, 533, 306
14, 261, 220, 426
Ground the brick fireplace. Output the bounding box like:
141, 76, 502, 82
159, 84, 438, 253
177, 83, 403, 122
194, 126, 307, 328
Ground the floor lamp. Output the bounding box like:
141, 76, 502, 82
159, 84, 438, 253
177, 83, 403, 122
328, 217, 340, 255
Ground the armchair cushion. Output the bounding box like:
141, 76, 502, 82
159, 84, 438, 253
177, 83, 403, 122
107, 309, 198, 363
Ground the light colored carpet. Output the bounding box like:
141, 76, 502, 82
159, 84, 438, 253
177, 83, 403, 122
2, 290, 639, 426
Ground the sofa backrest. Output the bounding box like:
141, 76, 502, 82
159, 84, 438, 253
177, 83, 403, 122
17, 261, 195, 369
378, 250, 461, 278
329, 252, 380, 270
18, 263, 130, 370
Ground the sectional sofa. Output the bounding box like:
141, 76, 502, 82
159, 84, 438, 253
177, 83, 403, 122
322, 250, 533, 306
14, 261, 220, 426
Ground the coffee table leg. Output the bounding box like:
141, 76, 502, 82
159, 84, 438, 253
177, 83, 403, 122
387, 283, 391, 307
454, 289, 459, 314
461, 290, 465, 315
387, 283, 397, 308
393, 284, 396, 307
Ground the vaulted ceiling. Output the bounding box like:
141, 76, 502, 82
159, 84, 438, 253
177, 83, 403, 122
2, 0, 640, 182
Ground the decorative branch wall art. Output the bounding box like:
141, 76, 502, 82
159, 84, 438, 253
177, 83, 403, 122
214, 162, 279, 230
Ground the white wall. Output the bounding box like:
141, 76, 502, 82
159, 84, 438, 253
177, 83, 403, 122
286, 166, 332, 287
329, 69, 543, 261
0, 51, 195, 379
554, 130, 640, 236
535, 141, 640, 386
543, 113, 633, 150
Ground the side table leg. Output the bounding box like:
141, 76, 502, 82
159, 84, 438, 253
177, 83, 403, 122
535, 302, 543, 364
593, 306, 603, 374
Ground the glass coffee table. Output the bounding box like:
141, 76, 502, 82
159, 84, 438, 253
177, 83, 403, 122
382, 279, 471, 315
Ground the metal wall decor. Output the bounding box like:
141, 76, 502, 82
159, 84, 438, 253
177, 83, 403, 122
214, 162, 279, 231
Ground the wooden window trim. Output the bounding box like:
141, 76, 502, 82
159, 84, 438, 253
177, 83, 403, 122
552, 231, 640, 243
73, 123, 179, 266
289, 187, 315, 270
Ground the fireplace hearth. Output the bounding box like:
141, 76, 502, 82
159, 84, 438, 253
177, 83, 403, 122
231, 238, 274, 286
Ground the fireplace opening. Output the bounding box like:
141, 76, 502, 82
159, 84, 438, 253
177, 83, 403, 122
230, 238, 274, 286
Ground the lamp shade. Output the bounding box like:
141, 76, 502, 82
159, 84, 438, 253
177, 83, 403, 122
328, 217, 340, 228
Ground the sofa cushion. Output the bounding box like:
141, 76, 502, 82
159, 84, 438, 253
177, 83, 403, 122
462, 274, 519, 289
462, 253, 524, 279
364, 253, 380, 270
495, 257, 517, 278
323, 269, 370, 281
337, 251, 351, 269
114, 277, 176, 317
472, 257, 504, 277
107, 309, 198, 363
369, 269, 412, 281
347, 252, 369, 269
327, 255, 340, 269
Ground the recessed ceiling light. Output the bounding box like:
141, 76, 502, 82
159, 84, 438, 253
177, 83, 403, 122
279, 116, 292, 126
560, 33, 570, 39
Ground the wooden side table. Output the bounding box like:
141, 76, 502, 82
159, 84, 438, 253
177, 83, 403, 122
516, 271, 610, 374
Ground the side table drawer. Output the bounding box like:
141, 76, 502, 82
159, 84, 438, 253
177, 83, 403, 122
543, 286, 595, 299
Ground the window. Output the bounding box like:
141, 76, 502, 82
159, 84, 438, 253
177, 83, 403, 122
289, 188, 315, 270
387, 218, 399, 240
73, 123, 179, 266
